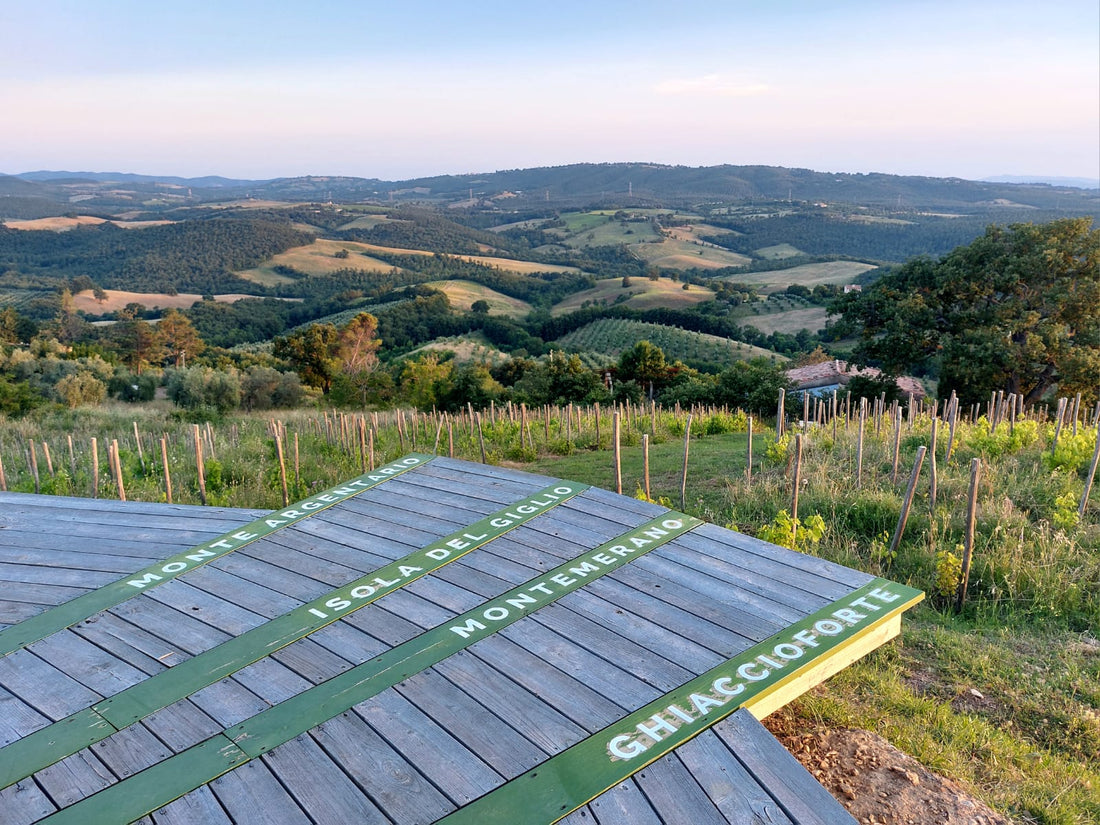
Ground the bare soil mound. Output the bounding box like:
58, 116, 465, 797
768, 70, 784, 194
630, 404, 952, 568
765, 712, 1012, 824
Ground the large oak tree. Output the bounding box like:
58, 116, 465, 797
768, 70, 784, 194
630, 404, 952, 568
838, 218, 1099, 406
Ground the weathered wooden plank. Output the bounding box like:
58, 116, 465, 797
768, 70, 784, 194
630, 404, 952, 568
0, 490, 261, 519
669, 533, 858, 602
209, 759, 311, 825
0, 562, 119, 588
226, 656, 313, 707
563, 585, 730, 671
395, 668, 548, 775
0, 687, 50, 745
432, 650, 588, 757
187, 679, 271, 730
355, 689, 503, 805
695, 523, 873, 588
236, 538, 365, 587
586, 780, 664, 825
0, 581, 86, 606
27, 631, 149, 698
260, 734, 389, 822
144, 580, 272, 638
460, 635, 630, 730
0, 650, 102, 719
149, 784, 233, 825
634, 750, 775, 825
33, 750, 114, 809
72, 612, 184, 674
108, 596, 234, 654
92, 722, 174, 780
208, 551, 336, 602
155, 565, 302, 622
527, 603, 696, 693
674, 726, 796, 824
496, 620, 662, 711
604, 563, 777, 643
142, 700, 223, 753
269, 636, 354, 685
714, 710, 858, 824
309, 710, 453, 824
0, 776, 56, 822
0, 601, 50, 626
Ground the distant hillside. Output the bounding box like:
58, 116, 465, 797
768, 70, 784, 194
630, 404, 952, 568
5, 164, 1099, 218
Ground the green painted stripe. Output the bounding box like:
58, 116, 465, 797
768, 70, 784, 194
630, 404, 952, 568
437, 577, 925, 825
41, 735, 248, 825
39, 511, 703, 824
0, 454, 434, 658
0, 479, 588, 790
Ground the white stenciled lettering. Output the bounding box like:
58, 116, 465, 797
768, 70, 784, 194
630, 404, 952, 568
712, 677, 744, 696
450, 618, 487, 638
506, 592, 538, 611
608, 734, 647, 760
690, 692, 724, 714
184, 548, 217, 563
635, 714, 677, 742
127, 572, 164, 589
832, 607, 867, 625
483, 606, 509, 621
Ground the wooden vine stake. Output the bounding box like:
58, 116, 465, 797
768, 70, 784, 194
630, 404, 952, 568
929, 416, 939, 511
110, 439, 126, 501
642, 433, 651, 501
1078, 417, 1100, 520
475, 412, 488, 464
887, 446, 926, 562
612, 411, 622, 495
680, 414, 693, 511
0, 448, 6, 492
275, 434, 289, 507
193, 424, 207, 505
133, 421, 145, 474
28, 440, 40, 494
956, 458, 981, 612
746, 416, 753, 483
160, 437, 173, 504
856, 398, 866, 488
776, 389, 786, 439
42, 442, 54, 477
90, 437, 99, 499
791, 434, 803, 544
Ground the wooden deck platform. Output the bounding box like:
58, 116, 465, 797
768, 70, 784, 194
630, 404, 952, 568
0, 455, 922, 824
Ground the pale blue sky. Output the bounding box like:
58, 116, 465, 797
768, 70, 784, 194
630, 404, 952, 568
2, 1, 1097, 182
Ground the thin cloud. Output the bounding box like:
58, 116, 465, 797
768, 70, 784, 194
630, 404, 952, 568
653, 73, 770, 97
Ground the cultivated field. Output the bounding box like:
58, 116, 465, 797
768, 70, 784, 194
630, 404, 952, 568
663, 223, 739, 243
551, 276, 715, 316
237, 239, 400, 285
739, 306, 832, 334
402, 334, 511, 365
754, 243, 804, 259
347, 242, 582, 275
423, 280, 533, 319
3, 216, 172, 231
558, 318, 780, 365
71, 289, 276, 314
718, 260, 878, 290
631, 236, 752, 269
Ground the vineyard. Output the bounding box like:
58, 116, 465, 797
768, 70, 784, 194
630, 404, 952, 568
556, 318, 780, 366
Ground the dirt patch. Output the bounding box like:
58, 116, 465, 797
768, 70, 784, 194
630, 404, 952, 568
765, 711, 1012, 824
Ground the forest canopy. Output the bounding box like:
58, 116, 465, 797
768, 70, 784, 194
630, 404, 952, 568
836, 217, 1099, 406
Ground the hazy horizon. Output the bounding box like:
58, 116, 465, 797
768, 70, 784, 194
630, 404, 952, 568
3, 1, 1097, 183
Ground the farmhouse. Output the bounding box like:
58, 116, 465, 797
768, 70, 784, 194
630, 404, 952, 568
0, 456, 921, 823
787, 359, 925, 400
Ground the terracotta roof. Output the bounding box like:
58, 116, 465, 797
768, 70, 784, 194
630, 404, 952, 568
787, 359, 926, 398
